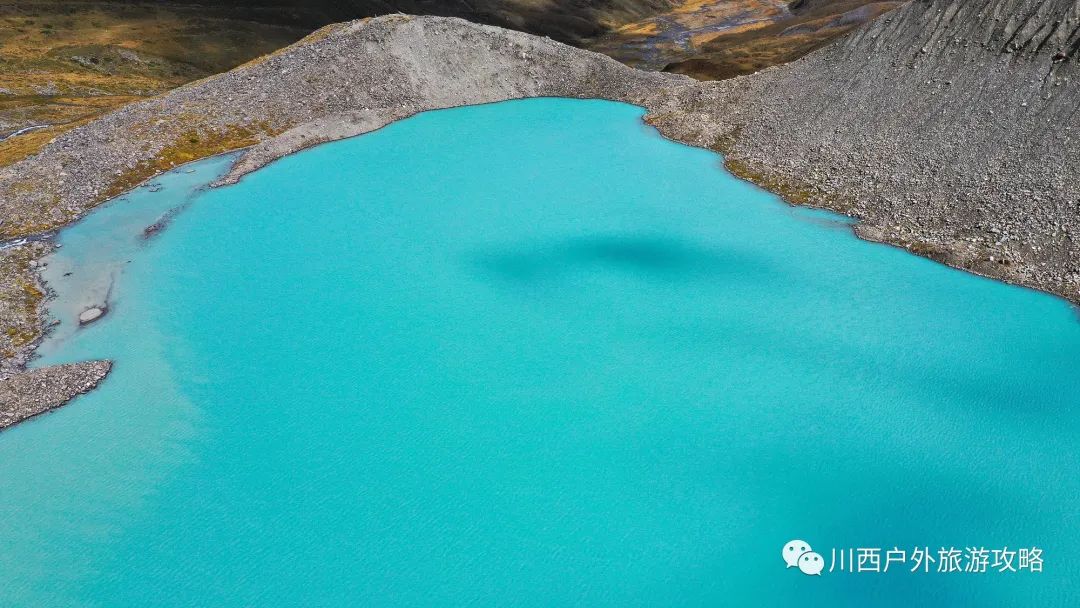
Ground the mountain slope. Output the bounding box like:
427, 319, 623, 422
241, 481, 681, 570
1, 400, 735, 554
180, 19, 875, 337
591, 0, 903, 79
648, 0, 1080, 299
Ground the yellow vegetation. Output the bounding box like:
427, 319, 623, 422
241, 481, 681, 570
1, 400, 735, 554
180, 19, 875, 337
0, 246, 46, 354
102, 121, 280, 199
0, 2, 305, 165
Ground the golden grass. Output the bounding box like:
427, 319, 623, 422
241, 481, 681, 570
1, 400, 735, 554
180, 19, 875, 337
0, 2, 306, 165
0, 121, 82, 167
614, 22, 660, 36
102, 121, 280, 200
0, 118, 281, 240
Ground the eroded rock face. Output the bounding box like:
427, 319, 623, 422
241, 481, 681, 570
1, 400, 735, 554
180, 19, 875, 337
0, 3, 1077, 427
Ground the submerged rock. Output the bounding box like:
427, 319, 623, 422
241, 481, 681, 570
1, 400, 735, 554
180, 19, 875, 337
78, 306, 105, 325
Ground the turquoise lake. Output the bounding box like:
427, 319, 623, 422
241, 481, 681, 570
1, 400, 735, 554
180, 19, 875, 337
2, 98, 1079, 605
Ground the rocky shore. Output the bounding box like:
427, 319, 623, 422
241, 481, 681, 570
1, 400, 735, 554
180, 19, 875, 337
662, 0, 1080, 303
0, 0, 1077, 429
0, 360, 111, 430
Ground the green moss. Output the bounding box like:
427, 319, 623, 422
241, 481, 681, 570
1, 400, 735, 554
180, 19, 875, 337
725, 157, 819, 208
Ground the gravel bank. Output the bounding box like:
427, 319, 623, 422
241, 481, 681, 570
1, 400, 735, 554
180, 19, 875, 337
0, 1, 1076, 428
0, 360, 111, 429
650, 0, 1080, 302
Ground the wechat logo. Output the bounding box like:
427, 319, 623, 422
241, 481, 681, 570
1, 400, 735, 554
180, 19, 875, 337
783, 539, 824, 576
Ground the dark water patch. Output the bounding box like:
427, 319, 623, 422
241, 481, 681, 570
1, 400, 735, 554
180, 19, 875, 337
474, 234, 769, 282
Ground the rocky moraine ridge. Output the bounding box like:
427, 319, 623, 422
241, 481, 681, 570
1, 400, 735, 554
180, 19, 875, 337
1, 0, 1077, 428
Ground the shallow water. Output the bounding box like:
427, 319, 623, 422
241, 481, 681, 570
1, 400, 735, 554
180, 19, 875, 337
3, 99, 1078, 606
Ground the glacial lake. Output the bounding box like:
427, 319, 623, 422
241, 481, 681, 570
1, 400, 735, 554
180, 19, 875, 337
2, 98, 1078, 605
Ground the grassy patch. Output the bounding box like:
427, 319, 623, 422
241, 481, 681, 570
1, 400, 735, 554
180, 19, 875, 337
0, 120, 83, 167
0, 2, 306, 165
102, 121, 280, 199
725, 157, 817, 207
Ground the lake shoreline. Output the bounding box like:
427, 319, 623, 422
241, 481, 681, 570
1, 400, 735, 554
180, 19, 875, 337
5, 98, 1078, 605
1, 5, 1078, 429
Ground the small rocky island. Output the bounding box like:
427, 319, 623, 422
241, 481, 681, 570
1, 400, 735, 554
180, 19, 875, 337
0, 0, 1077, 428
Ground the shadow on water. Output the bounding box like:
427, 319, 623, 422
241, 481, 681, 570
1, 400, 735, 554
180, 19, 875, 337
787, 206, 857, 232
473, 234, 769, 282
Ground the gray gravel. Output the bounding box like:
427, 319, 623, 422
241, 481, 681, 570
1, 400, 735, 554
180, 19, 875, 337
0, 360, 111, 429
0, 1, 1077, 429
648, 0, 1080, 302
